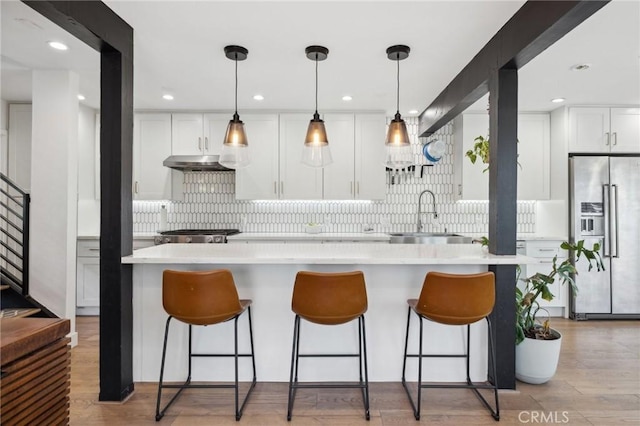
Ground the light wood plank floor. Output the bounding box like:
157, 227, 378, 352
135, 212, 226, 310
70, 317, 639, 425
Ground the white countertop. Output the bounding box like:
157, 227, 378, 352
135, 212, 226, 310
227, 232, 390, 241
121, 243, 538, 265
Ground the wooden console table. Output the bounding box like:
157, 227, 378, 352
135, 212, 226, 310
1, 317, 71, 425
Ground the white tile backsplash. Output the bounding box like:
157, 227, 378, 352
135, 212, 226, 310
133, 118, 536, 234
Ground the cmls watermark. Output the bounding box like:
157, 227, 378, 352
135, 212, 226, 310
519, 411, 570, 424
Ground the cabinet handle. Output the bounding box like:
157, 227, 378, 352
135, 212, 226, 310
350, 181, 354, 195
205, 137, 209, 150
280, 181, 284, 194
458, 184, 462, 196
134, 181, 139, 194
274, 181, 277, 194
88, 248, 100, 252
612, 132, 617, 146
538, 248, 556, 252
198, 137, 202, 150
356, 182, 360, 195
605, 132, 610, 146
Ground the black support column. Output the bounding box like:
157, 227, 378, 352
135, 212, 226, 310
99, 48, 134, 401
488, 67, 518, 390
22, 0, 135, 402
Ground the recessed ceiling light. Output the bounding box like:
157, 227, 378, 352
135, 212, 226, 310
253, 94, 264, 101
342, 95, 353, 101
48, 41, 68, 51
551, 98, 565, 103
408, 109, 419, 114
162, 94, 174, 101
77, 94, 85, 101
570, 63, 590, 71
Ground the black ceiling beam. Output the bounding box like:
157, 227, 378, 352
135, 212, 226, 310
418, 0, 609, 136
22, 1, 133, 59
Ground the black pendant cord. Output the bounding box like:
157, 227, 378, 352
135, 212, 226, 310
234, 54, 239, 119
396, 54, 400, 116
314, 53, 319, 116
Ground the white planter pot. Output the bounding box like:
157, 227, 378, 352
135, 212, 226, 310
515, 328, 562, 384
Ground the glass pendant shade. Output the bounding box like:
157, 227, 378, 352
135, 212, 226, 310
219, 114, 250, 169
384, 112, 412, 167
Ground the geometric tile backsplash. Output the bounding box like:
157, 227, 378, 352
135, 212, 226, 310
133, 118, 536, 234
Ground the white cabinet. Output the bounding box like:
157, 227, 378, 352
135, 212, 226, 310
521, 240, 568, 311
453, 113, 550, 200
133, 113, 174, 200
234, 114, 280, 199
7, 104, 32, 192
76, 238, 154, 315
76, 240, 100, 315
569, 107, 640, 153
171, 113, 228, 156
323, 114, 386, 200
279, 113, 323, 199
235, 113, 386, 200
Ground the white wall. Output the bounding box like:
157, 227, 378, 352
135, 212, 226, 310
78, 104, 97, 200
30, 70, 78, 339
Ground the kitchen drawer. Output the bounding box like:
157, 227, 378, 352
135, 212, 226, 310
525, 240, 566, 258
77, 240, 100, 257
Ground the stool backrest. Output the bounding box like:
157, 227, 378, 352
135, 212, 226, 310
416, 271, 495, 325
163, 269, 243, 325
292, 271, 368, 325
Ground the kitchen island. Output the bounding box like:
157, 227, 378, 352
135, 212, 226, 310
122, 243, 536, 383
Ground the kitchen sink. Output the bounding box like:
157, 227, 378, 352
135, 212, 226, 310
388, 232, 473, 244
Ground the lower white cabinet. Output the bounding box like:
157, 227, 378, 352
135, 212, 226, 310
76, 238, 155, 315
520, 240, 567, 311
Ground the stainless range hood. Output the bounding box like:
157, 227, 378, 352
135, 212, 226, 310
162, 155, 234, 172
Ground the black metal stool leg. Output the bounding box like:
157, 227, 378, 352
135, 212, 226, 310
487, 317, 500, 420
287, 315, 300, 421
466, 324, 472, 385
156, 316, 191, 421
360, 315, 371, 421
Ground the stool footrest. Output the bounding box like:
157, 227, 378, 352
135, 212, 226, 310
405, 353, 466, 358
298, 353, 360, 358
291, 382, 367, 389
191, 353, 253, 357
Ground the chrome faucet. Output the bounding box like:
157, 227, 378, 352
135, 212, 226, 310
417, 189, 438, 232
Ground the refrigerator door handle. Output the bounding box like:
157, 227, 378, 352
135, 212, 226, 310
612, 184, 619, 258
603, 184, 611, 258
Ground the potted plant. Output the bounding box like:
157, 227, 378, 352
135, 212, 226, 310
515, 240, 605, 384
465, 135, 521, 172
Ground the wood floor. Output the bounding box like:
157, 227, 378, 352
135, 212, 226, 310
70, 317, 639, 425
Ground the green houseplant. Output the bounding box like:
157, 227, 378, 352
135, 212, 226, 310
515, 240, 605, 384
465, 135, 520, 172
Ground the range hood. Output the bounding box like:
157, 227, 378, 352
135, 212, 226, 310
162, 155, 234, 172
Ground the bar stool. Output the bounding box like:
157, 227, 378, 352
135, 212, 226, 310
287, 271, 370, 421
155, 269, 256, 421
401, 271, 499, 421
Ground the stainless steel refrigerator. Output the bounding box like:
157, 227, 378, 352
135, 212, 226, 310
569, 155, 640, 319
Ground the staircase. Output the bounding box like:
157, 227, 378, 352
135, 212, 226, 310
0, 173, 54, 318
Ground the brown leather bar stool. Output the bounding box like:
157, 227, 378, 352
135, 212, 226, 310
287, 271, 370, 421
401, 271, 499, 421
155, 269, 256, 421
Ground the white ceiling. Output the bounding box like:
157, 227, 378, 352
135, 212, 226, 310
1, 0, 638, 117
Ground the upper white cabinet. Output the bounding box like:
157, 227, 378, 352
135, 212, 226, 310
235, 113, 386, 200
133, 113, 173, 200
323, 113, 386, 200
453, 113, 550, 200
171, 113, 229, 156
569, 107, 640, 153
234, 114, 280, 199
279, 114, 324, 199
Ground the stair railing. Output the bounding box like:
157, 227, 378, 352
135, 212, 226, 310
0, 173, 30, 296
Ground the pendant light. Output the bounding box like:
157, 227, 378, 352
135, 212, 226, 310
384, 45, 412, 168
219, 45, 250, 169
302, 45, 333, 168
